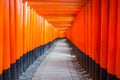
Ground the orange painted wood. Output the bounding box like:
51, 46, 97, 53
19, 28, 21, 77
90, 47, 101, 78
79, 10, 85, 53
38, 16, 42, 45
70, 19, 75, 46
107, 0, 117, 75
35, 12, 37, 47
58, 31, 65, 38
40, 17, 45, 46
15, 0, 22, 60
100, 0, 109, 69
39, 16, 42, 46
30, 8, 34, 50
3, 0, 11, 70
32, 11, 37, 48
35, 14, 38, 47
43, 19, 46, 44
20, 0, 23, 57
23, 0, 82, 3
32, 11, 35, 48
91, 0, 101, 63
31, 5, 79, 10
87, 1, 92, 58
84, 5, 88, 55
116, 0, 120, 78
28, 2, 80, 6
27, 6, 30, 52
44, 20, 48, 44
74, 18, 78, 46
9, 0, 17, 64
0, 0, 4, 74
23, 0, 86, 31
37, 10, 78, 15
35, 14, 38, 46
23, 2, 28, 54
75, 21, 80, 48
37, 15, 41, 46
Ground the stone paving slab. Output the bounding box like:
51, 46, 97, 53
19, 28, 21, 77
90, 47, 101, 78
40, 72, 72, 80
32, 39, 81, 80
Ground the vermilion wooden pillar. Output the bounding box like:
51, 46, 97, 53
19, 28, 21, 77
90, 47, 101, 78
44, 20, 48, 44
26, 6, 30, 68
30, 8, 34, 63
87, 1, 92, 77
41, 17, 45, 47
107, 0, 117, 79
20, 0, 24, 75
3, 0, 11, 79
84, 4, 89, 73
116, 0, 120, 79
15, 0, 22, 78
32, 11, 37, 59
30, 8, 33, 52
91, 0, 101, 80
9, 0, 17, 80
91, 0, 95, 78
100, 0, 109, 80
0, 0, 4, 80
32, 11, 36, 49
77, 10, 85, 68
23, 2, 28, 71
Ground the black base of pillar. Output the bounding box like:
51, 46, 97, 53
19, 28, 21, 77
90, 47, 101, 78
10, 63, 16, 80
29, 50, 32, 65
0, 74, 2, 80
116, 77, 120, 80
86, 55, 89, 73
100, 68, 107, 80
95, 63, 100, 80
16, 59, 21, 79
3, 68, 11, 80
23, 54, 27, 72
89, 57, 92, 77
20, 56, 24, 76
82, 53, 86, 69
107, 73, 116, 80
92, 60, 95, 80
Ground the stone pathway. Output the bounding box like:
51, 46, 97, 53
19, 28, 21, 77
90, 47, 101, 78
32, 39, 81, 80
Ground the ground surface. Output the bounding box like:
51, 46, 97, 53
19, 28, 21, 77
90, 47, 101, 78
20, 39, 91, 80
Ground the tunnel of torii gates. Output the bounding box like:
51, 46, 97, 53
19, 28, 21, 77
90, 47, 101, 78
0, 0, 120, 80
